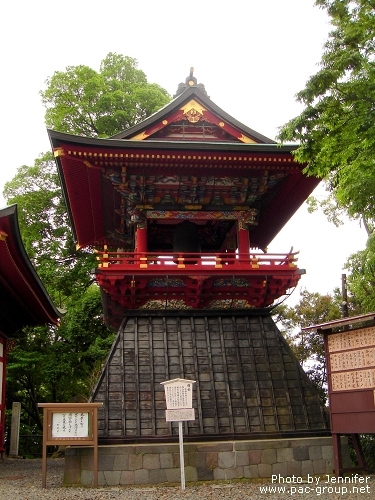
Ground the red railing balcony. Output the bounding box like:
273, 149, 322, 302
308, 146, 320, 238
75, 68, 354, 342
95, 249, 299, 274
94, 249, 303, 310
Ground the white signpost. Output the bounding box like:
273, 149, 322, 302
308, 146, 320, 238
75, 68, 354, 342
161, 378, 196, 490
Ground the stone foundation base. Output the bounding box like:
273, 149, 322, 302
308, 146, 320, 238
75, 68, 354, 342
64, 437, 350, 487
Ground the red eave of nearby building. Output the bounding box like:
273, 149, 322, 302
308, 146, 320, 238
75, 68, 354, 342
0, 205, 60, 335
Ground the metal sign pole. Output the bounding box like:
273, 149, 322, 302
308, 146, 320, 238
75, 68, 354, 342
178, 421, 185, 490
160, 378, 196, 491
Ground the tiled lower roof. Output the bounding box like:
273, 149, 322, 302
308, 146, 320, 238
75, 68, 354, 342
92, 311, 329, 442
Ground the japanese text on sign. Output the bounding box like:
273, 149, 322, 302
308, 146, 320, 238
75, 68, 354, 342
331, 369, 375, 392
327, 326, 375, 353
51, 412, 89, 438
166, 408, 195, 421
165, 384, 191, 409
330, 347, 375, 372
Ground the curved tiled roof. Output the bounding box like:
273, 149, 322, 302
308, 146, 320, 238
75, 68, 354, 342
0, 205, 60, 335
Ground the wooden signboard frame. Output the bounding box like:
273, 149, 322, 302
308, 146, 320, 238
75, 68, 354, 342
303, 312, 375, 476
38, 403, 102, 488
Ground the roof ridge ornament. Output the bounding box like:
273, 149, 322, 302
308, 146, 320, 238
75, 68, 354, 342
174, 67, 209, 98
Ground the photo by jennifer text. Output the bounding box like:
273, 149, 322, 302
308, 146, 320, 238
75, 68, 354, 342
259, 474, 372, 496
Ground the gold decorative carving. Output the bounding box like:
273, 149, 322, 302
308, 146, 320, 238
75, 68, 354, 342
219, 122, 225, 127
238, 134, 257, 144
237, 219, 248, 231
137, 220, 147, 229
130, 131, 149, 141
0, 230, 7, 241
54, 148, 65, 157
136, 205, 154, 210
185, 109, 201, 123
162, 120, 168, 125
180, 99, 206, 116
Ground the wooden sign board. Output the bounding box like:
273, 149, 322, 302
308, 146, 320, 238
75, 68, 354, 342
166, 408, 195, 422
38, 403, 102, 488
324, 325, 375, 434
51, 411, 90, 439
160, 378, 195, 410
303, 313, 375, 476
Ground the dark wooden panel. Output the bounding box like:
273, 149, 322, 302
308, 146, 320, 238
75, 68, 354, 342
331, 412, 375, 434
330, 389, 375, 413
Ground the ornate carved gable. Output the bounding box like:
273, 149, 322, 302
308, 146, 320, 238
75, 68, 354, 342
114, 70, 273, 144
130, 98, 257, 143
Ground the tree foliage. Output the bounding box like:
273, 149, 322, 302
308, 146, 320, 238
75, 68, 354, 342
345, 232, 375, 311
3, 152, 96, 307
6, 287, 114, 430
278, 1, 375, 229
3, 155, 115, 437
273, 288, 353, 402
3, 53, 170, 446
40, 52, 171, 137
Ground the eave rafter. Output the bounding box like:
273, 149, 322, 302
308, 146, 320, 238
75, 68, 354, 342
54, 146, 300, 173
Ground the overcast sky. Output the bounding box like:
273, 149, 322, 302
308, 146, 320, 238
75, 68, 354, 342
0, 1, 367, 301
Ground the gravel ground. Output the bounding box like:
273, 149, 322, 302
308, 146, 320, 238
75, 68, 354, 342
0, 457, 374, 500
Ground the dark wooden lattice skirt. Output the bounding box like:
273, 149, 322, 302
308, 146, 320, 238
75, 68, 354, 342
91, 310, 329, 443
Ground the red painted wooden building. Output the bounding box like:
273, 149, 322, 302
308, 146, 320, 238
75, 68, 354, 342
48, 72, 328, 442
49, 70, 319, 331
0, 205, 60, 456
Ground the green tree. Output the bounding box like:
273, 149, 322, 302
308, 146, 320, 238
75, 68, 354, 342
273, 289, 345, 402
6, 287, 114, 430
4, 53, 170, 447
41, 52, 171, 137
274, 289, 375, 469
3, 156, 114, 437
345, 233, 375, 311
3, 152, 95, 307
278, 0, 375, 232
278, 1, 375, 312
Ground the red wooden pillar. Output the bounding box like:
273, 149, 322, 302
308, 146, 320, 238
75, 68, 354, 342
136, 224, 148, 253
237, 218, 250, 260
0, 334, 6, 459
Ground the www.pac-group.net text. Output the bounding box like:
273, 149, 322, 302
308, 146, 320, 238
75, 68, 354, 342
259, 474, 372, 496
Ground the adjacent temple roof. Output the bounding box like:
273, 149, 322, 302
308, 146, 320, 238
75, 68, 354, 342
48, 72, 319, 252
0, 205, 60, 335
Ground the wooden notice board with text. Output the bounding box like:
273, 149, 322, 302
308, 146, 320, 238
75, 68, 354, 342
303, 312, 375, 475
324, 325, 375, 434
38, 403, 102, 488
